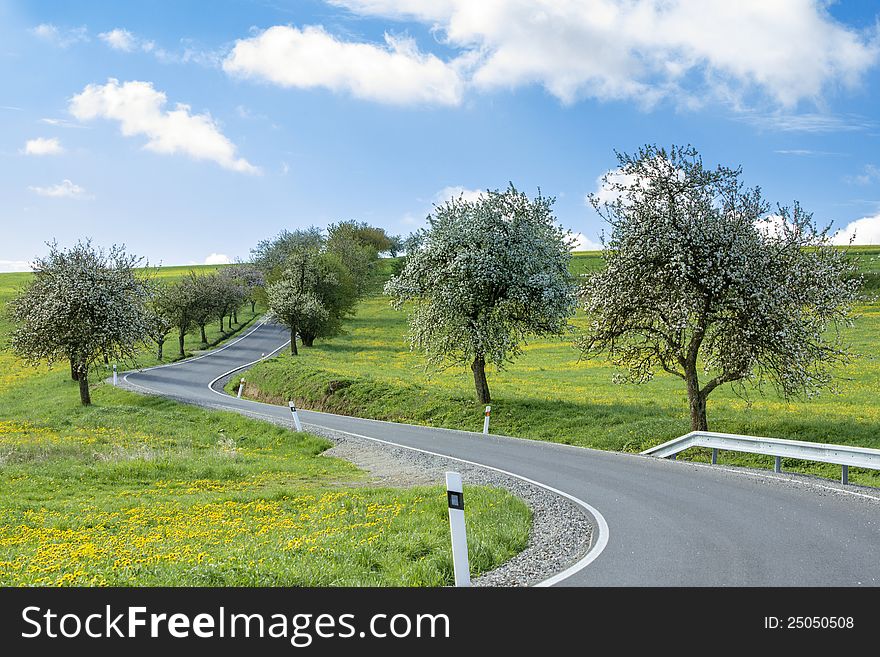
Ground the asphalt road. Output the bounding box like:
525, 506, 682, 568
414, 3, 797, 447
123, 320, 880, 586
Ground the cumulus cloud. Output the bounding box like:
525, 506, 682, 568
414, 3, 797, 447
98, 28, 137, 51
30, 23, 88, 47
569, 232, 603, 251
588, 168, 646, 207
69, 79, 258, 173
99, 27, 160, 55
0, 260, 32, 273
223, 25, 464, 106
204, 253, 232, 265
433, 185, 485, 204
327, 0, 879, 108
832, 214, 880, 245
21, 137, 64, 156
28, 179, 91, 199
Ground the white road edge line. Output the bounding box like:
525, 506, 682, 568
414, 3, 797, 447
121, 320, 880, 586
121, 316, 272, 379
191, 350, 611, 587
124, 341, 611, 586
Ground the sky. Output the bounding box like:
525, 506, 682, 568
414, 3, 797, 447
1, 0, 879, 271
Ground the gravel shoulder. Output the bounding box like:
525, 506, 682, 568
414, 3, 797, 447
117, 377, 596, 587
235, 406, 595, 587
308, 424, 594, 587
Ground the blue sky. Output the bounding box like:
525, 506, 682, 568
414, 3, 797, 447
2, 0, 879, 271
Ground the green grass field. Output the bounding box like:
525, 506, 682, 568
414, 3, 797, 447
0, 265, 530, 586
232, 247, 880, 487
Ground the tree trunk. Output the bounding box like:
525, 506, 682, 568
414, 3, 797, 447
199, 324, 207, 345
77, 364, 91, 406
250, 300, 256, 314
290, 328, 298, 355
233, 309, 238, 324
219, 316, 224, 333
685, 368, 708, 431
471, 356, 491, 404
301, 332, 315, 347
178, 331, 186, 356
70, 357, 79, 381
157, 339, 164, 361
103, 353, 109, 365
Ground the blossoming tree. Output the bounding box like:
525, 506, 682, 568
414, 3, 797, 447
8, 240, 151, 405
579, 145, 860, 431
385, 184, 577, 403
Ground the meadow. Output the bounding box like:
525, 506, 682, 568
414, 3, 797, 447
233, 247, 880, 487
0, 265, 530, 586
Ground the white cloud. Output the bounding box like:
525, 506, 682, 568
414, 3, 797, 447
328, 0, 879, 109
98, 27, 162, 56
41, 117, 86, 129
0, 260, 32, 273
21, 137, 64, 156
832, 214, 880, 245
99, 28, 137, 51
589, 168, 644, 207
774, 149, 842, 156
569, 232, 603, 251
204, 253, 232, 265
69, 79, 258, 174
30, 23, 88, 47
223, 25, 464, 106
433, 185, 485, 204
28, 179, 91, 199
844, 164, 880, 186
739, 111, 875, 133
754, 213, 788, 239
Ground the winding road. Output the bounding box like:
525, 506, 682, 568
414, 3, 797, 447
123, 320, 880, 586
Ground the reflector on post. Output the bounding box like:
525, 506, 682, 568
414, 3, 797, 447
445, 471, 470, 587
288, 400, 303, 432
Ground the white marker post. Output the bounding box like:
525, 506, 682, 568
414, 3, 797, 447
445, 471, 470, 587
288, 401, 303, 432
483, 405, 491, 435
112, 364, 117, 386
237, 378, 245, 398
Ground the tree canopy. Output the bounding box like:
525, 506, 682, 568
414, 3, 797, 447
579, 144, 860, 431
385, 184, 577, 403
266, 251, 330, 356
7, 240, 151, 405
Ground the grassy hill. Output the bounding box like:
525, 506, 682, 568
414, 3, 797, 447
233, 247, 880, 487
0, 264, 529, 586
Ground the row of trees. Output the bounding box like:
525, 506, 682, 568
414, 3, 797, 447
147, 266, 264, 360
7, 145, 860, 429
7, 247, 265, 405
6, 219, 396, 406
386, 145, 860, 431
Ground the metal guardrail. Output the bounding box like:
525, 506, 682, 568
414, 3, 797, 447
641, 431, 880, 484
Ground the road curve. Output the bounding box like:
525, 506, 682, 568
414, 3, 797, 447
123, 320, 880, 586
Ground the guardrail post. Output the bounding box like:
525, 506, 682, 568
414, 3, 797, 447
483, 405, 491, 435
237, 378, 245, 398
842, 465, 849, 485
112, 364, 117, 386
711, 448, 718, 465
774, 456, 781, 473
445, 472, 470, 587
